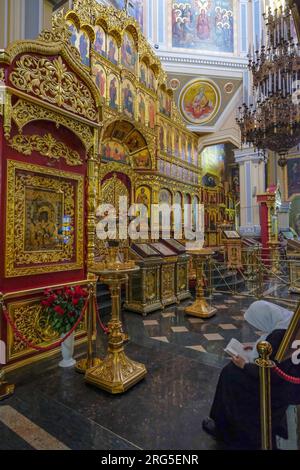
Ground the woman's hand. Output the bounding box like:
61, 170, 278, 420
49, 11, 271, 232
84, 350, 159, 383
231, 355, 246, 369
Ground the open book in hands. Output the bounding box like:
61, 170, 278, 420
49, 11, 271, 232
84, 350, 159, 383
224, 338, 250, 363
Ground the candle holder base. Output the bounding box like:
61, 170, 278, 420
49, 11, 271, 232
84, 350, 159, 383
75, 357, 102, 374
85, 351, 146, 394
185, 299, 216, 319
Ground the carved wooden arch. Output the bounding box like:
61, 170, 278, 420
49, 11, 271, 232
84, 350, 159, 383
1, 35, 102, 121
10, 99, 94, 152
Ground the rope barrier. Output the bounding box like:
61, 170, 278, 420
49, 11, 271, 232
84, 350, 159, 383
273, 366, 300, 384
0, 296, 89, 352
93, 296, 109, 334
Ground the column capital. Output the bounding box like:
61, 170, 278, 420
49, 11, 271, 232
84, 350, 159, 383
234, 147, 266, 164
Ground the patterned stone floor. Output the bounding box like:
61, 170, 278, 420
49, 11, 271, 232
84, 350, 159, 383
0, 291, 298, 450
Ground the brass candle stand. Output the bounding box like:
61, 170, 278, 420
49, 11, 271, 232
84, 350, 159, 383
75, 282, 102, 374
185, 248, 216, 319
85, 244, 147, 394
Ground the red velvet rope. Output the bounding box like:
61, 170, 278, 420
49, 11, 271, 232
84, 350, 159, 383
273, 366, 300, 384
94, 296, 109, 334
1, 296, 89, 352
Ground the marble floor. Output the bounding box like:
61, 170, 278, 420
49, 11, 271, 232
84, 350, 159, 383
0, 293, 297, 450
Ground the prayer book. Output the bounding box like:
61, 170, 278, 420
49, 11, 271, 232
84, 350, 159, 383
224, 338, 250, 362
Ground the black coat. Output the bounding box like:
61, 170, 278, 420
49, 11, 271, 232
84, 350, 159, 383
209, 329, 300, 449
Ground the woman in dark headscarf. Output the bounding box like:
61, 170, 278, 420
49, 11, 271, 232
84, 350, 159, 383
202, 300, 300, 449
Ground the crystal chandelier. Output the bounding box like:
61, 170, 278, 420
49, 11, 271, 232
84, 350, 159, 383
236, 2, 300, 167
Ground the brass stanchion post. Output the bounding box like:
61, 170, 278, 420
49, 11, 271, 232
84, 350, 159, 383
185, 248, 216, 319
75, 283, 102, 374
256, 341, 274, 450
0, 294, 15, 400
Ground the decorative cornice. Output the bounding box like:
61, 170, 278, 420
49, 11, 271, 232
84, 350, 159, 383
9, 133, 82, 166
156, 53, 248, 70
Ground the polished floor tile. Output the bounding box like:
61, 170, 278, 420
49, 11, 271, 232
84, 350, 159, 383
171, 326, 189, 333
203, 333, 224, 341
186, 345, 206, 353
0, 406, 69, 450
143, 320, 159, 326
151, 336, 169, 343
219, 324, 237, 330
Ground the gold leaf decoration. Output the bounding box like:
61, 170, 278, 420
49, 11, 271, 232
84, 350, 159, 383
6, 160, 84, 277
10, 55, 97, 121
39, 9, 72, 43
9, 134, 82, 166
11, 100, 94, 151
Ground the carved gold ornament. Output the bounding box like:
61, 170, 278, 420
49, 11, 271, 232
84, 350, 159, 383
0, 68, 4, 82
6, 160, 84, 277
9, 134, 82, 166
11, 100, 94, 151
39, 9, 73, 43
7, 297, 86, 360
10, 55, 97, 121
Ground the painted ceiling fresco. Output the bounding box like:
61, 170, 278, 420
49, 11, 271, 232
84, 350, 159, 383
172, 0, 234, 53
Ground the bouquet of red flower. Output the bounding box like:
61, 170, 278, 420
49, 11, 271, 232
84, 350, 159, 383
41, 286, 88, 335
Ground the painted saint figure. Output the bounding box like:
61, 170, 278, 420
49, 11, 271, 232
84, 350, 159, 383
109, 77, 118, 109
79, 33, 90, 66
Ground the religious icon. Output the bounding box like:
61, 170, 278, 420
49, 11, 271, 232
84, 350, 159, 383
180, 80, 220, 124
102, 141, 127, 163
167, 127, 173, 155
140, 62, 147, 87
124, 129, 145, 152
149, 99, 156, 129
68, 22, 78, 47
121, 32, 137, 72
180, 79, 220, 125
171, 0, 234, 53
159, 126, 165, 151
123, 81, 135, 119
287, 158, 300, 199
92, 62, 106, 97
149, 69, 156, 92
174, 133, 180, 157
94, 25, 106, 57
78, 31, 90, 67
159, 189, 172, 205
181, 134, 186, 159
108, 75, 118, 109
136, 186, 151, 213
159, 89, 167, 115
138, 95, 146, 125
187, 140, 192, 163
133, 149, 151, 168
25, 190, 63, 251
107, 36, 118, 65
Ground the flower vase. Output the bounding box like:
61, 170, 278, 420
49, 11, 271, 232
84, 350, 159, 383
59, 332, 76, 368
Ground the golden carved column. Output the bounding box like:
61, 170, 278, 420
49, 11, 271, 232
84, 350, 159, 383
185, 248, 216, 319
266, 200, 281, 275
86, 129, 99, 270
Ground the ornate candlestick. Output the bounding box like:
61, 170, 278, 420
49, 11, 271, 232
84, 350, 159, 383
85, 243, 147, 394
185, 248, 216, 319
